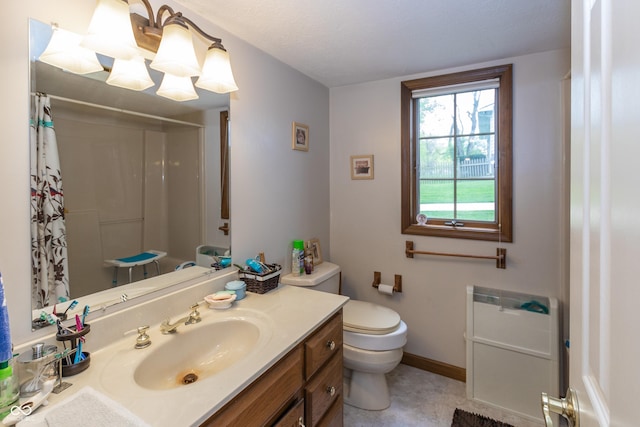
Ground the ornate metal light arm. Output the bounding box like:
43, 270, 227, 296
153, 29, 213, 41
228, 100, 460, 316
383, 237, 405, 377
130, 0, 226, 52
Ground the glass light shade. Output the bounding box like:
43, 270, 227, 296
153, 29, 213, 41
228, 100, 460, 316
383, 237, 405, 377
156, 74, 199, 101
150, 23, 201, 77
195, 47, 239, 94
106, 56, 154, 91
39, 28, 103, 74
81, 0, 139, 60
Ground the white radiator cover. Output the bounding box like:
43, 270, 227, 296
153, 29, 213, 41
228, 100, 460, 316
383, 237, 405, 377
466, 285, 559, 423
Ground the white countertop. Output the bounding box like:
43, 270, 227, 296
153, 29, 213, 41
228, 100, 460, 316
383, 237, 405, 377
27, 285, 348, 426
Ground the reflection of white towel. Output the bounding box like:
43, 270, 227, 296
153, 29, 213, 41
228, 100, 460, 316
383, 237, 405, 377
16, 386, 149, 427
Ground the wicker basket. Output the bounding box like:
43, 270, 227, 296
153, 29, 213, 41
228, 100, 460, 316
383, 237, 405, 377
239, 264, 281, 294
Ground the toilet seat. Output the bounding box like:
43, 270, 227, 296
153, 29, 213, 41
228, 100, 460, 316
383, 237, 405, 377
343, 345, 404, 373
342, 300, 407, 351
344, 320, 407, 351
343, 300, 400, 335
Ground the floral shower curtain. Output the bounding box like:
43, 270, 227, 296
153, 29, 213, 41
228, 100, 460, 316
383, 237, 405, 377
30, 93, 69, 308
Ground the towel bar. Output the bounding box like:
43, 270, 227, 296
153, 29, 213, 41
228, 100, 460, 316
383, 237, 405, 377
405, 241, 506, 269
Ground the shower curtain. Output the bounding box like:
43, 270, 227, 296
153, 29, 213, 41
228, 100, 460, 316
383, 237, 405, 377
30, 93, 70, 308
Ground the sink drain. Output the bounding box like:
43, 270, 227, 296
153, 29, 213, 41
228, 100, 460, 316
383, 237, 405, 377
181, 372, 198, 385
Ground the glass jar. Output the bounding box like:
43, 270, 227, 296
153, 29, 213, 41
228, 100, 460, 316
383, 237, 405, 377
0, 357, 19, 419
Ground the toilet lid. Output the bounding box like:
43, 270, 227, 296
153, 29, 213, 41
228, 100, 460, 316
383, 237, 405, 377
343, 300, 401, 335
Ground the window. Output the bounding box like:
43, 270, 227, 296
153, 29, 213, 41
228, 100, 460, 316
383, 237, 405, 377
401, 65, 512, 242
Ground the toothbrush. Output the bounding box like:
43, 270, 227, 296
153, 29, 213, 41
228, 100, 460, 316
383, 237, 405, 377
74, 315, 87, 362
62, 300, 78, 317
74, 339, 85, 364
56, 319, 85, 341
81, 305, 90, 326
61, 341, 71, 365
75, 314, 83, 331
40, 311, 58, 325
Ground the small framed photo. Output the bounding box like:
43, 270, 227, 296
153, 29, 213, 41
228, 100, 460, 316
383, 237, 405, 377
350, 154, 374, 180
306, 238, 323, 265
292, 122, 309, 151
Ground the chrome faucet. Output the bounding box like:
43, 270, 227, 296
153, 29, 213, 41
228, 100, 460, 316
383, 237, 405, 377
160, 303, 202, 334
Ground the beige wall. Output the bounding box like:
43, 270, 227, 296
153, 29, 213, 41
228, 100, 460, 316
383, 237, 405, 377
329, 49, 570, 368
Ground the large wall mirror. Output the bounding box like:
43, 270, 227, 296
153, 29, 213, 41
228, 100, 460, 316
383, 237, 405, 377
29, 19, 231, 328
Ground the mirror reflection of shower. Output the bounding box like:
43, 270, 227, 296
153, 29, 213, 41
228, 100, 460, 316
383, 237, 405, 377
29, 19, 230, 314
52, 100, 204, 297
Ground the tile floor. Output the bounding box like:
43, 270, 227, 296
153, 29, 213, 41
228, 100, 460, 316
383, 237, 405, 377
343, 364, 542, 427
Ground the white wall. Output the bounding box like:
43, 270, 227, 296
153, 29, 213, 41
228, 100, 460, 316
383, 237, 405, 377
1, 1, 563, 373
0, 0, 330, 344
229, 37, 331, 268
330, 49, 570, 368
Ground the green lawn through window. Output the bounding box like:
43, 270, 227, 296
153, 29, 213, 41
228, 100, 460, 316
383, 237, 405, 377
419, 180, 495, 221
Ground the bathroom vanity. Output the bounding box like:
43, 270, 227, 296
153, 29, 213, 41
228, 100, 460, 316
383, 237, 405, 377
203, 311, 343, 426
14, 269, 349, 426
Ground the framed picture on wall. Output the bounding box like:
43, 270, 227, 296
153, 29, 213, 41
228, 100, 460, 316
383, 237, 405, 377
292, 122, 309, 151
350, 154, 374, 179
306, 238, 323, 265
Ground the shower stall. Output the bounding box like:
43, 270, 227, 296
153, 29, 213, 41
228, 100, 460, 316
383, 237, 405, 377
53, 100, 203, 297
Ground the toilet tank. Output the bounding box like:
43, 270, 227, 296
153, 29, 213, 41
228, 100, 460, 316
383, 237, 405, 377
280, 262, 341, 294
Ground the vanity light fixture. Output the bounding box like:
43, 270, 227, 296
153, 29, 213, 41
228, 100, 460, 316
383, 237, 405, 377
156, 73, 199, 101
38, 25, 103, 75
82, 0, 140, 60
149, 16, 201, 78
41, 0, 238, 100
106, 55, 155, 91
132, 0, 239, 95
195, 46, 239, 94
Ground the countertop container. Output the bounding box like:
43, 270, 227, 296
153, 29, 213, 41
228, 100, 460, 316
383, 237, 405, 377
225, 280, 247, 300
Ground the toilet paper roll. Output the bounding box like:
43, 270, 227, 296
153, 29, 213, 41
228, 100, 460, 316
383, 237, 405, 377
378, 284, 394, 295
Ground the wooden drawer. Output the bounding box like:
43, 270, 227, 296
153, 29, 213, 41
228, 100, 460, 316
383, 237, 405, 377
201, 347, 303, 427
305, 312, 343, 379
273, 398, 304, 427
316, 395, 343, 427
305, 350, 343, 427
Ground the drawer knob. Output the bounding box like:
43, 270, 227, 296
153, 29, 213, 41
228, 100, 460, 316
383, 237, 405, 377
326, 386, 336, 397
297, 416, 306, 427
326, 340, 336, 351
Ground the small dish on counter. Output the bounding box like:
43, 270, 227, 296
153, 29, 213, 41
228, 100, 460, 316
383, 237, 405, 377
204, 293, 237, 309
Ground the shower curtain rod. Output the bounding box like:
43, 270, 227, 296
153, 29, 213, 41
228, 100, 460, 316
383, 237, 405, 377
30, 92, 203, 128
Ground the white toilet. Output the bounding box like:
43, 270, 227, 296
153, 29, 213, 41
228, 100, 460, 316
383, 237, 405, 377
281, 262, 407, 410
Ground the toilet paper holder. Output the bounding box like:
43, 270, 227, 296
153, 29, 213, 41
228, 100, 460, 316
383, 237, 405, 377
372, 271, 402, 293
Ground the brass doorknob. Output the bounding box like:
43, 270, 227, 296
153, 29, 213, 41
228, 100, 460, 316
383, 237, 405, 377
541, 388, 579, 427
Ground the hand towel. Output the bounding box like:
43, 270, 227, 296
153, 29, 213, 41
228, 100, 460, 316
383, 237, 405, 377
16, 386, 150, 427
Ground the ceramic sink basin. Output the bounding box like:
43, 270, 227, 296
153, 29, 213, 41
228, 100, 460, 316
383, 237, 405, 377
134, 318, 261, 390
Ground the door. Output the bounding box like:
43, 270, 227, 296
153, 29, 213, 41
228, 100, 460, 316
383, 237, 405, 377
564, 1, 640, 426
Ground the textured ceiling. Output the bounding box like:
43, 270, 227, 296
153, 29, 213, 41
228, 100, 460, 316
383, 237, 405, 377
173, 0, 571, 88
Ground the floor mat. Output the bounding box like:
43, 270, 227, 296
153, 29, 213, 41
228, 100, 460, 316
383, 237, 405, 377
451, 408, 515, 427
